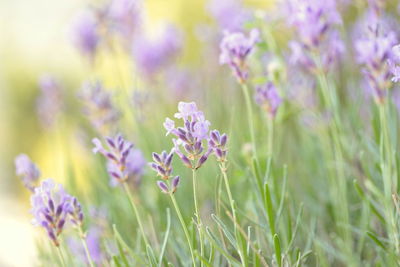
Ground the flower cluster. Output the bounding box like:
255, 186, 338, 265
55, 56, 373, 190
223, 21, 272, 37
219, 29, 260, 83
92, 135, 146, 186
254, 82, 282, 118
72, 10, 100, 60
150, 151, 180, 194
207, 0, 250, 31
15, 154, 40, 191
164, 102, 212, 169
30, 179, 77, 246
79, 81, 120, 134
37, 74, 63, 128
132, 25, 182, 78
355, 25, 398, 102
285, 0, 344, 72
67, 197, 84, 227
208, 130, 228, 162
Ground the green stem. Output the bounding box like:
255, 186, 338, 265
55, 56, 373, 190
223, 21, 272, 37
78, 226, 95, 267
220, 162, 246, 266
267, 118, 274, 159
379, 101, 400, 255
56, 246, 66, 267
241, 83, 258, 159
192, 169, 204, 267
169, 193, 197, 266
315, 59, 352, 261
122, 182, 150, 248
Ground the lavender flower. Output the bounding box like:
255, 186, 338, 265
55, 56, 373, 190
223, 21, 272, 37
389, 44, 400, 83
68, 226, 104, 265
254, 82, 282, 118
37, 74, 63, 128
106, 0, 141, 40
355, 25, 397, 102
219, 29, 260, 83
79, 81, 120, 134
132, 25, 182, 78
92, 135, 146, 186
285, 0, 344, 72
163, 102, 212, 169
207, 0, 250, 31
72, 10, 100, 60
66, 197, 84, 227
15, 154, 40, 191
30, 179, 72, 246
208, 130, 228, 162
150, 151, 180, 194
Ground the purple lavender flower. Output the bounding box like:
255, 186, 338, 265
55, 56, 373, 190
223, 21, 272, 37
15, 154, 40, 191
150, 151, 174, 180
355, 24, 397, 102
219, 29, 260, 83
92, 135, 146, 186
72, 10, 100, 60
132, 25, 182, 78
254, 82, 282, 118
207, 0, 250, 31
30, 179, 72, 246
106, 0, 141, 41
285, 0, 344, 72
389, 44, 400, 83
37, 74, 63, 128
208, 130, 228, 162
66, 197, 84, 227
150, 150, 181, 194
164, 102, 212, 169
79, 81, 120, 134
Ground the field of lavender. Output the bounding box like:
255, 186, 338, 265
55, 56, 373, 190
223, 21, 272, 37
6, 0, 400, 266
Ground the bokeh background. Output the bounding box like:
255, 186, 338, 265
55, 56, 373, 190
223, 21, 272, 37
0, 0, 270, 266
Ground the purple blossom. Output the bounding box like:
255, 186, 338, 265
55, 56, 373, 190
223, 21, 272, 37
219, 29, 260, 83
208, 130, 228, 162
151, 150, 181, 194
92, 135, 146, 186
254, 82, 282, 118
285, 0, 343, 71
15, 154, 40, 191
106, 0, 141, 41
79, 81, 120, 134
132, 25, 182, 78
36, 74, 63, 128
207, 0, 250, 31
163, 102, 212, 169
30, 179, 72, 246
355, 24, 397, 102
389, 44, 400, 83
67, 226, 104, 265
72, 10, 100, 60
66, 197, 84, 227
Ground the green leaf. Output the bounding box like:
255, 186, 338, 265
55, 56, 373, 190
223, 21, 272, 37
158, 208, 171, 267
274, 234, 282, 267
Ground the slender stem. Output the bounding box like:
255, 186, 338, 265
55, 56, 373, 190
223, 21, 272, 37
122, 182, 150, 248
267, 118, 274, 159
379, 101, 400, 255
56, 246, 66, 267
220, 162, 246, 265
241, 83, 258, 158
169, 193, 197, 266
78, 226, 95, 267
192, 169, 204, 267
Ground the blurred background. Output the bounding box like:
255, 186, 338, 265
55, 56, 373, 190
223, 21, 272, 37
0, 0, 270, 265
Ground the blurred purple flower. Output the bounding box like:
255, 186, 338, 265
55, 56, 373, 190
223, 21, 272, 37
285, 0, 343, 71
207, 0, 250, 31
36, 74, 63, 128
106, 0, 142, 40
15, 154, 40, 191
219, 29, 260, 83
254, 82, 282, 118
30, 179, 72, 246
92, 135, 146, 186
68, 226, 104, 265
355, 23, 397, 102
79, 81, 120, 134
72, 10, 100, 60
132, 25, 182, 77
